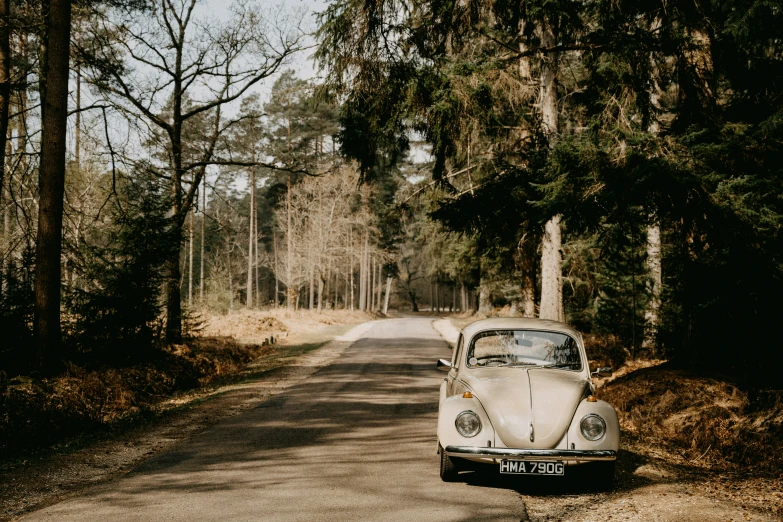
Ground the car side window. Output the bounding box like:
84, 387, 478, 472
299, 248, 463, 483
452, 334, 464, 370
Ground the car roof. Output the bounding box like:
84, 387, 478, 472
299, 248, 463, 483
460, 317, 582, 342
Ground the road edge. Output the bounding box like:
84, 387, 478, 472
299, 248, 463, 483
1, 320, 379, 522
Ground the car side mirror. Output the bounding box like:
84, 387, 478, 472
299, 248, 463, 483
437, 359, 452, 372
591, 366, 612, 378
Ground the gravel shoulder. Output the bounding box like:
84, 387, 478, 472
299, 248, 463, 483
0, 318, 377, 521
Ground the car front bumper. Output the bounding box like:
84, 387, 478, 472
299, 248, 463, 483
444, 445, 617, 462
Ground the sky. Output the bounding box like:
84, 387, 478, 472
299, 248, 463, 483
207, 0, 329, 100
73, 0, 431, 196
73, 0, 331, 180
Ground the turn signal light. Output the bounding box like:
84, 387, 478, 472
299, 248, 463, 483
587, 395, 597, 402
462, 391, 473, 398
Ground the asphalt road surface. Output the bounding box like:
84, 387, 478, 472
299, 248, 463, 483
24, 318, 532, 522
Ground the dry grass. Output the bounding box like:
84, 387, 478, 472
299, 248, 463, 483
0, 309, 374, 460
0, 337, 269, 457
198, 308, 375, 344
599, 362, 783, 473
442, 314, 782, 474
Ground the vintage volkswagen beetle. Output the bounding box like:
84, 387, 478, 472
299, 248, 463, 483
436, 318, 618, 488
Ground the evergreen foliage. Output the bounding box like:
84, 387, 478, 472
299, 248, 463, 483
317, 0, 783, 385
0, 248, 36, 374
65, 172, 176, 365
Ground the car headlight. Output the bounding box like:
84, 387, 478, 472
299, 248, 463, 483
455, 410, 482, 438
580, 414, 606, 441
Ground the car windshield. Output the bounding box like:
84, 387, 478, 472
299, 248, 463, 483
466, 330, 582, 370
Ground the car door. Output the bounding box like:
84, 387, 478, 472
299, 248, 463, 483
447, 334, 464, 397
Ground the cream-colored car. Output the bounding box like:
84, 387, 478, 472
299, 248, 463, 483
436, 318, 618, 488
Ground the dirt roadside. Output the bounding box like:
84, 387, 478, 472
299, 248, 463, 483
0, 316, 379, 521
433, 316, 782, 522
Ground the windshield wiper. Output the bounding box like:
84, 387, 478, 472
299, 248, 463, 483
535, 363, 579, 369
477, 358, 512, 366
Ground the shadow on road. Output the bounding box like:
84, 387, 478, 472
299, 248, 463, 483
23, 319, 697, 522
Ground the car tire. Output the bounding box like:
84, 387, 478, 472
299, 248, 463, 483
592, 461, 615, 491
439, 443, 459, 482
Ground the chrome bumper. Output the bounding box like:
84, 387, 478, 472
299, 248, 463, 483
444, 446, 617, 461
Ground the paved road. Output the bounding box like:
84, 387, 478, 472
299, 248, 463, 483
25, 318, 529, 522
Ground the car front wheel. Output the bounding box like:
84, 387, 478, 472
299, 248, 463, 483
439, 443, 459, 482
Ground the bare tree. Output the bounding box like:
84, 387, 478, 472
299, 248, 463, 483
273, 164, 382, 312
83, 0, 304, 341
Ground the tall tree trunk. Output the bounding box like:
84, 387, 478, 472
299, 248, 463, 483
375, 257, 381, 311
273, 230, 279, 307
254, 193, 260, 307
644, 219, 662, 351
6, 32, 26, 267
286, 177, 292, 309
371, 256, 376, 311
349, 229, 354, 310
333, 269, 338, 309
227, 247, 233, 312
537, 21, 564, 323
16, 31, 28, 186
1, 131, 9, 291
365, 248, 371, 311
539, 22, 558, 134
34, 0, 72, 367
539, 215, 564, 321
200, 177, 205, 302
383, 277, 392, 314
2, 135, 9, 252
518, 20, 532, 82
165, 232, 183, 341
246, 169, 254, 307
188, 211, 193, 307
317, 270, 323, 313
164, 26, 188, 344
74, 62, 80, 169
408, 287, 418, 312
369, 255, 375, 311
642, 29, 664, 351
520, 277, 536, 317
376, 261, 382, 312
344, 272, 349, 310
359, 238, 365, 311
309, 263, 315, 309
0, 0, 9, 283
518, 234, 537, 317
478, 277, 491, 313
435, 282, 440, 313
360, 233, 368, 310
0, 0, 11, 211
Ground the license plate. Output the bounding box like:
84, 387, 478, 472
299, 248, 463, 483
499, 460, 564, 475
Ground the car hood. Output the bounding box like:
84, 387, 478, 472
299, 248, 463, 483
462, 368, 588, 449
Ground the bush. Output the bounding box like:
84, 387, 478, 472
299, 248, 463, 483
65, 172, 177, 365
0, 247, 35, 374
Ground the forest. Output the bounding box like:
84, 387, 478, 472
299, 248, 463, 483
0, 0, 782, 459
